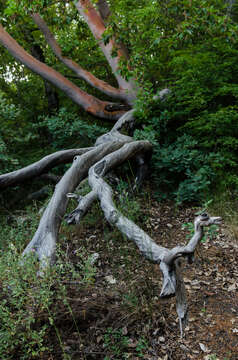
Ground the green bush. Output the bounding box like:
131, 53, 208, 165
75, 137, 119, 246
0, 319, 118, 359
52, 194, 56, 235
0, 247, 51, 359
133, 6, 238, 202
0, 200, 99, 359
36, 107, 108, 149
152, 134, 221, 203
0, 136, 19, 173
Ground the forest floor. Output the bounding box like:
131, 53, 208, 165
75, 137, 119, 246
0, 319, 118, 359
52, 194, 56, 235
43, 184, 238, 360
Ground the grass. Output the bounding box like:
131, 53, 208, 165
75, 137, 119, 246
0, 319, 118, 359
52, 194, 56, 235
208, 190, 238, 242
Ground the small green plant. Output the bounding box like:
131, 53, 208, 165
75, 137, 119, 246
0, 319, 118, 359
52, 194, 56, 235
103, 328, 148, 359
123, 293, 139, 310
0, 201, 98, 360
0, 247, 51, 359
116, 179, 141, 223
182, 221, 219, 243
136, 337, 148, 358
207, 355, 218, 360
72, 247, 97, 285
103, 327, 129, 360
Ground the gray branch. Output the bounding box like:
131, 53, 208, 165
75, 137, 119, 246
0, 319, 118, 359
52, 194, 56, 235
8, 109, 221, 337
87, 150, 221, 335
65, 190, 97, 225
22, 141, 124, 267
0, 148, 93, 189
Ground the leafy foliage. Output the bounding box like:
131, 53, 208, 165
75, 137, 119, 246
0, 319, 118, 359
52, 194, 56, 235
0, 203, 98, 359
1, 0, 238, 201
36, 107, 108, 149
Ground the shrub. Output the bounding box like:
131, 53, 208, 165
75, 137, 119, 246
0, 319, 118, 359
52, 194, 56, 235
36, 107, 108, 149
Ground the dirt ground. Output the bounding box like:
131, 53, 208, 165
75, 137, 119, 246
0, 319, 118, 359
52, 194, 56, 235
46, 195, 238, 360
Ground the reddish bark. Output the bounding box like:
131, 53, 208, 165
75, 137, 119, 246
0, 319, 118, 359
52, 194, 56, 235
0, 23, 125, 120
75, 0, 137, 101
31, 13, 132, 103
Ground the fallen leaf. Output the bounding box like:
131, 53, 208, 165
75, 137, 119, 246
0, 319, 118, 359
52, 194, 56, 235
199, 343, 209, 353
228, 283, 236, 292
105, 275, 117, 284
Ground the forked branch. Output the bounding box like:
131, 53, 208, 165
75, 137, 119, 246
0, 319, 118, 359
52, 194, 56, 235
22, 141, 126, 265
0, 24, 127, 120
31, 13, 132, 102
75, 0, 137, 101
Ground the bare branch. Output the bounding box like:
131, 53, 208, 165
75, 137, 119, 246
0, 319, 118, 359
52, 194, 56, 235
31, 13, 131, 102
88, 141, 165, 261
22, 141, 125, 266
0, 148, 92, 189
111, 109, 135, 132
75, 0, 137, 101
88, 154, 222, 305
65, 190, 97, 224
0, 23, 126, 120
162, 213, 222, 265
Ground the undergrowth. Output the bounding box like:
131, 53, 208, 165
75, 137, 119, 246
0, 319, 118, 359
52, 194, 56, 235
0, 187, 156, 359
1, 179, 236, 359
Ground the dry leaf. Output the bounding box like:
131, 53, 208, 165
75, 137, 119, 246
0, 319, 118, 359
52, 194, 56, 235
228, 283, 236, 292
199, 343, 209, 353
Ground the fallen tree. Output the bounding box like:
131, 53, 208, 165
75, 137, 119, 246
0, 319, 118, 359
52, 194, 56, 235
0, 0, 222, 336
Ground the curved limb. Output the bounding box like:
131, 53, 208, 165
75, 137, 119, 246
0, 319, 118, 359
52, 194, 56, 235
22, 141, 124, 267
65, 190, 97, 225
31, 13, 131, 102
162, 214, 222, 265
111, 109, 135, 132
88, 153, 222, 337
0, 148, 93, 189
75, 0, 137, 102
88, 141, 169, 263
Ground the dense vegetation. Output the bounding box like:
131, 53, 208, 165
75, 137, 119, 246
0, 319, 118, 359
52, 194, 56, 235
1, 0, 238, 203
0, 0, 238, 359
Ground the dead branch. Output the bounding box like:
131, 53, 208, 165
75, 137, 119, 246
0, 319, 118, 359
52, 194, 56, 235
22, 141, 126, 266
0, 148, 92, 189
65, 190, 97, 225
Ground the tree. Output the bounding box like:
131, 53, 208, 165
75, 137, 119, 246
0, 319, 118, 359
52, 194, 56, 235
0, 0, 226, 335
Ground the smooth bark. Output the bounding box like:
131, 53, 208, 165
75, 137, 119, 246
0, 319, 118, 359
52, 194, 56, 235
75, 0, 137, 102
0, 24, 125, 120
31, 13, 132, 102
22, 141, 125, 266
0, 148, 92, 189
